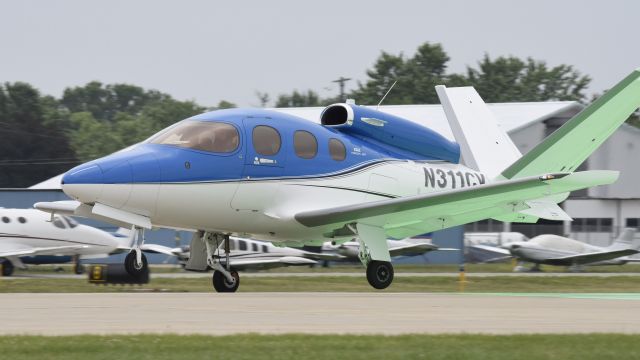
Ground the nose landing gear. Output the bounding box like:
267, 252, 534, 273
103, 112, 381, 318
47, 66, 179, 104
213, 268, 240, 292
192, 232, 240, 293
123, 226, 149, 280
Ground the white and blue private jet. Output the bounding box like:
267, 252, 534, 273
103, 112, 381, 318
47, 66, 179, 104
36, 70, 640, 292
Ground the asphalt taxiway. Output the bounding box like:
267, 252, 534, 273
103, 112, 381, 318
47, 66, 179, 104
1, 292, 639, 335
4, 272, 640, 280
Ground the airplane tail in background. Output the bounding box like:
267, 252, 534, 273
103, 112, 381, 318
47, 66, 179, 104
608, 228, 637, 250
436, 85, 571, 221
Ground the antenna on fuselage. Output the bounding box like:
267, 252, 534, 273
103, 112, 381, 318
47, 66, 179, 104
376, 80, 398, 110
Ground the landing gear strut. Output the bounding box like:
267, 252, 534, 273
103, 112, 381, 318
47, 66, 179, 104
354, 223, 394, 290
73, 255, 84, 275
202, 232, 240, 293
124, 226, 148, 280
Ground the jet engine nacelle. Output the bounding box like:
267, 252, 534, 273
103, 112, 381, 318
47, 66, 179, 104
320, 103, 459, 162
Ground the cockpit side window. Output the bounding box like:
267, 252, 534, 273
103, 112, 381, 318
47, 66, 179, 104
52, 216, 67, 229
150, 121, 239, 153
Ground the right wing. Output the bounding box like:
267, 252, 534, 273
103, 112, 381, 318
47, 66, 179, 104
220, 256, 317, 271
299, 251, 345, 261
0, 243, 88, 257
466, 244, 513, 263
139, 244, 183, 257
548, 249, 640, 265
389, 242, 439, 257
295, 170, 618, 239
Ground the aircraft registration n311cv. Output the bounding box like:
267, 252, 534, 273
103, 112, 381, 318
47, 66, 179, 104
36, 69, 640, 292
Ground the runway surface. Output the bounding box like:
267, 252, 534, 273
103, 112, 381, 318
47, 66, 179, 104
4, 272, 640, 279
1, 292, 639, 335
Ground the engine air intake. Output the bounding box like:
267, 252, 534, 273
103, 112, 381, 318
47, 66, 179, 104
319, 103, 460, 163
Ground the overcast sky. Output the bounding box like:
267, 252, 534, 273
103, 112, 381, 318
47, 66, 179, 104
0, 0, 638, 107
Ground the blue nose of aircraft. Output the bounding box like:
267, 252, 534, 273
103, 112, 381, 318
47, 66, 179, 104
61, 163, 104, 185
61, 145, 161, 204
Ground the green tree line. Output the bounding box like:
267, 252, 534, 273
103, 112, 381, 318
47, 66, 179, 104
0, 42, 597, 187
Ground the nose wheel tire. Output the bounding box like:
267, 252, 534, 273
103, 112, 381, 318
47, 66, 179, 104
366, 261, 394, 290
212, 269, 240, 293
124, 251, 148, 279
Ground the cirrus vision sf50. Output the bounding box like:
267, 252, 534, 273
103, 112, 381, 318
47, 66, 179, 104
36, 70, 640, 292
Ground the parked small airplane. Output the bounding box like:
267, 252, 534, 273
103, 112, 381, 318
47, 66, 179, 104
0, 208, 126, 276
143, 235, 342, 269
464, 232, 528, 263
36, 69, 640, 291
504, 228, 640, 271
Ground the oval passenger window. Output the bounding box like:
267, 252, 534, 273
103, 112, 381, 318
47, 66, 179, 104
329, 138, 346, 161
294, 130, 318, 159
252, 125, 281, 156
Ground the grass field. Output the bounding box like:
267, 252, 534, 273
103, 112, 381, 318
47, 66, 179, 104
1, 334, 639, 360
2, 275, 640, 293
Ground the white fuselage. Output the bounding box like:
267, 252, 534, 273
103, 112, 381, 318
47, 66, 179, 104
64, 161, 486, 247
0, 209, 121, 258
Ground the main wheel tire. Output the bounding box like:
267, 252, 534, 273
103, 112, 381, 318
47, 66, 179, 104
366, 261, 394, 290
124, 251, 148, 279
212, 269, 240, 293
1, 259, 14, 277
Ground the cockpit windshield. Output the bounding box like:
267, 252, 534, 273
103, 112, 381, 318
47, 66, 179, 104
150, 121, 239, 153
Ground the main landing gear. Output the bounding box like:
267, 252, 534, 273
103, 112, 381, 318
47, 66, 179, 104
185, 231, 240, 293
73, 255, 84, 275
366, 260, 394, 289
124, 226, 149, 280
354, 223, 394, 290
